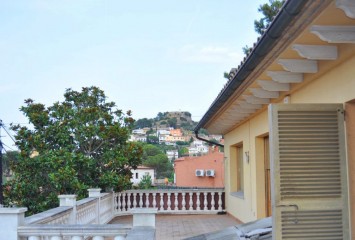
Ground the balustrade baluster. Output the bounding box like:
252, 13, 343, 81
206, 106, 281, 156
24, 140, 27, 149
182, 192, 186, 211
114, 236, 125, 240
116, 192, 121, 212
28, 237, 41, 240
71, 236, 83, 240
50, 236, 62, 240
211, 192, 216, 210
160, 193, 164, 211
196, 192, 201, 211
203, 192, 208, 211
218, 192, 223, 211
174, 192, 178, 211
167, 192, 171, 211
93, 236, 104, 240
144, 192, 149, 208
133, 192, 137, 209
153, 192, 157, 208
189, 192, 193, 211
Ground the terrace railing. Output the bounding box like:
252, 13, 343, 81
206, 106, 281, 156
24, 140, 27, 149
0, 188, 225, 239
114, 188, 225, 215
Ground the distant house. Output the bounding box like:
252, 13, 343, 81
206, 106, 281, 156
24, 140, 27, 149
174, 148, 224, 188
166, 150, 178, 161
130, 166, 155, 186
132, 129, 146, 135
170, 129, 182, 137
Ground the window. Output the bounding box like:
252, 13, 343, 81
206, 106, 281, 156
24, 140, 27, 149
236, 144, 244, 192
135, 173, 139, 179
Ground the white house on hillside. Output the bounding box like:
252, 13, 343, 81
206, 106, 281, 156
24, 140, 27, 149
130, 166, 155, 186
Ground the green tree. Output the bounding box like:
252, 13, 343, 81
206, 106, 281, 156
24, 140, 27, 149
2, 151, 19, 179
167, 117, 177, 128
141, 144, 173, 179
138, 174, 152, 189
134, 118, 152, 129
254, 0, 285, 35
147, 135, 159, 145
178, 147, 189, 157
4, 86, 143, 215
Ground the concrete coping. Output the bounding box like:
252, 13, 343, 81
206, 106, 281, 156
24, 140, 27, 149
130, 208, 158, 214
88, 188, 102, 198
0, 207, 27, 214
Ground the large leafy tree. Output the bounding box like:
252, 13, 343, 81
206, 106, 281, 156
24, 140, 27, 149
242, 0, 284, 55
4, 86, 143, 215
141, 144, 173, 179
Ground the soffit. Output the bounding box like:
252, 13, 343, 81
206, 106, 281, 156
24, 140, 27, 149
204, 0, 355, 135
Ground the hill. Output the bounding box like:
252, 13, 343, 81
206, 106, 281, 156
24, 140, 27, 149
134, 111, 198, 131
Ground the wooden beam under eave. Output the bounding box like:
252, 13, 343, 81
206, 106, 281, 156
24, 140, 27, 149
250, 88, 279, 99
267, 71, 303, 83
278, 59, 318, 73
257, 80, 290, 92
243, 95, 270, 104
292, 44, 338, 60
310, 25, 355, 43
336, 0, 355, 19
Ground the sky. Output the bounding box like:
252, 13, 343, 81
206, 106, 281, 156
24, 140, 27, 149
0, 0, 267, 150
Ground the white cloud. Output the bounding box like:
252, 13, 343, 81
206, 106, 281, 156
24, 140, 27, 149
176, 44, 243, 64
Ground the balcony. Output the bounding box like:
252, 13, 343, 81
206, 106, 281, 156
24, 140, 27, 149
1, 188, 227, 239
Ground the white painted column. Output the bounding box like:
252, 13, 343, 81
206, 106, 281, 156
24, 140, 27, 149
145, 193, 149, 208
182, 192, 186, 211
58, 195, 77, 224
92, 236, 104, 240
203, 192, 208, 211
189, 192, 193, 211
71, 236, 83, 240
133, 193, 137, 209
174, 193, 178, 211
152, 192, 157, 208
218, 192, 223, 211
159, 193, 164, 211
0, 207, 27, 240
196, 192, 201, 211
211, 192, 216, 210
28, 237, 41, 240
88, 188, 101, 223
167, 193, 171, 211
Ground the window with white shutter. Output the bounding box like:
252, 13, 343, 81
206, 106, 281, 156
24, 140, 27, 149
269, 104, 350, 240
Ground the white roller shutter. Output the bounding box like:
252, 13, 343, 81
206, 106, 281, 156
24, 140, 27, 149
269, 104, 350, 240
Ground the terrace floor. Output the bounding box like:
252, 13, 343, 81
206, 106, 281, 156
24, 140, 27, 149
111, 214, 242, 240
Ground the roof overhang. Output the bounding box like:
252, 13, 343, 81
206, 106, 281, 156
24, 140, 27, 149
195, 0, 355, 135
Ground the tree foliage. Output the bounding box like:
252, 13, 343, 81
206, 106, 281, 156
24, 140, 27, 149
4, 86, 143, 215
141, 144, 173, 179
254, 0, 285, 35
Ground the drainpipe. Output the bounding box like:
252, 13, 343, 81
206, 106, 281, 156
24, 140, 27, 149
194, 130, 224, 148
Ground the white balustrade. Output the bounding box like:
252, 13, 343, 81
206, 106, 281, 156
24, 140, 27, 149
218, 192, 223, 211
167, 193, 171, 211
152, 193, 157, 208
189, 192, 193, 211
211, 192, 215, 210
160, 193, 164, 211
196, 192, 201, 211
203, 192, 208, 211
182, 192, 186, 211
174, 193, 178, 210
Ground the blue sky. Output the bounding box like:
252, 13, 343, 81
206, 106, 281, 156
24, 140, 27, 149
0, 0, 267, 149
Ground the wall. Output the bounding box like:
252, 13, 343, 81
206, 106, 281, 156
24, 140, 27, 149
131, 168, 155, 186
223, 55, 355, 223
174, 151, 224, 188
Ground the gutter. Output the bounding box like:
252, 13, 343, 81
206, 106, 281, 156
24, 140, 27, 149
194, 0, 308, 134
194, 130, 224, 148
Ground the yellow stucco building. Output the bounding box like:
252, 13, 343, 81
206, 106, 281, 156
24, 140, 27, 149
195, 1, 355, 239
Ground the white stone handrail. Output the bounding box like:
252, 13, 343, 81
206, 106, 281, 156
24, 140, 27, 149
113, 188, 225, 215
17, 224, 131, 240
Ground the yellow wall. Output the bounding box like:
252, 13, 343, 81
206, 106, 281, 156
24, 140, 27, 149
223, 55, 355, 222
